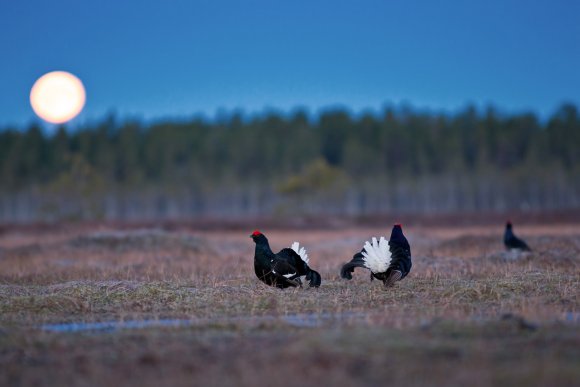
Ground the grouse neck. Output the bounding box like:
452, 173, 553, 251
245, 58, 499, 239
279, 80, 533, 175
254, 239, 274, 258
504, 227, 515, 239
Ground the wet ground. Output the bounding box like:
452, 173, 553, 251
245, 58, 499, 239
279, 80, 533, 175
0, 223, 578, 386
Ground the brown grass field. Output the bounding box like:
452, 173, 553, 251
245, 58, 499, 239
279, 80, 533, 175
0, 220, 578, 386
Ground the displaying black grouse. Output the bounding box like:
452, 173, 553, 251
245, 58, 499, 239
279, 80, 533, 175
504, 221, 531, 251
251, 230, 322, 289
340, 224, 412, 287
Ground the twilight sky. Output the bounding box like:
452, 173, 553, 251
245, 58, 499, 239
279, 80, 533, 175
1, 0, 579, 127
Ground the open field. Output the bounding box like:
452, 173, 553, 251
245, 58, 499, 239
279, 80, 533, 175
0, 221, 579, 386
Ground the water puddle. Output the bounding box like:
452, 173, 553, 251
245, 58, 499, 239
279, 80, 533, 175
563, 312, 580, 323
40, 312, 368, 333
40, 311, 579, 334
41, 319, 192, 333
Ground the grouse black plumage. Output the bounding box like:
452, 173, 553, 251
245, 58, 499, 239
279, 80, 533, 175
340, 224, 412, 287
251, 230, 322, 289
504, 221, 531, 251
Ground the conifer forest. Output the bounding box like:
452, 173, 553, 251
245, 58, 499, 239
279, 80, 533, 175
1, 104, 578, 222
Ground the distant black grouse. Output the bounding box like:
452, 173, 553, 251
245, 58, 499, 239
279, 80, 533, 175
340, 224, 412, 287
251, 230, 322, 288
504, 221, 531, 251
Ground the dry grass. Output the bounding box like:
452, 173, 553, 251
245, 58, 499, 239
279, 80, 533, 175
0, 223, 578, 386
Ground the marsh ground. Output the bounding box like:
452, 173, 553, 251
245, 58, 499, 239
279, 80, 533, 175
0, 221, 578, 386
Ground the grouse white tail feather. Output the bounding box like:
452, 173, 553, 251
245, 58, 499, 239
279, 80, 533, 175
291, 242, 309, 264
361, 237, 391, 273
340, 224, 411, 287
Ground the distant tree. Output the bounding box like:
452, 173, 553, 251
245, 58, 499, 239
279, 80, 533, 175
318, 110, 352, 166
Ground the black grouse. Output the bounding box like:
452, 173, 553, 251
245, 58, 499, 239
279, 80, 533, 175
504, 221, 531, 251
251, 230, 322, 288
340, 224, 412, 287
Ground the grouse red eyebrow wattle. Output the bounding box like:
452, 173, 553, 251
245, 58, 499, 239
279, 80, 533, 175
252, 230, 262, 236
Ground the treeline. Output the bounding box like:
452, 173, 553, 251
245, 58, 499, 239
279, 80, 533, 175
0, 104, 579, 221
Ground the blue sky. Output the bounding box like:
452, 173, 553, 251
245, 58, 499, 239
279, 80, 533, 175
1, 0, 579, 127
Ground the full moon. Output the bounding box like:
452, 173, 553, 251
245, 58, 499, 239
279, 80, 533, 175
30, 71, 86, 124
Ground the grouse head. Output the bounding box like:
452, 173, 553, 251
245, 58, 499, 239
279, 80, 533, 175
250, 229, 268, 244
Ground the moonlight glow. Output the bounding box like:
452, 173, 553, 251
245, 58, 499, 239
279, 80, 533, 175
30, 71, 86, 124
